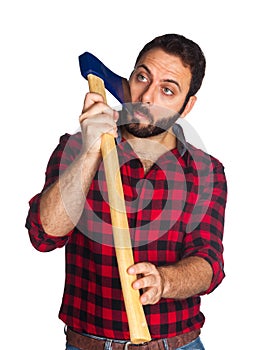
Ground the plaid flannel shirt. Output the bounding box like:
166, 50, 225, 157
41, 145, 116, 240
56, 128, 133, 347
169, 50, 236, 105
26, 124, 227, 339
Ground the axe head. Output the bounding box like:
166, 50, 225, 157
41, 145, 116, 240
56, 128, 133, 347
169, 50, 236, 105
79, 52, 131, 103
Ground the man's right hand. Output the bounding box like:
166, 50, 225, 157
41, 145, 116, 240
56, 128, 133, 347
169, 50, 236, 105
39, 92, 119, 237
79, 92, 119, 155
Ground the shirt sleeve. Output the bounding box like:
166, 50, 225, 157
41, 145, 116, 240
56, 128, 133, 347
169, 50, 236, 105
25, 133, 81, 252
182, 157, 228, 294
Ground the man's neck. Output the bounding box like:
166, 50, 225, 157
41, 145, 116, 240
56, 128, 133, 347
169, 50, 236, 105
121, 127, 177, 173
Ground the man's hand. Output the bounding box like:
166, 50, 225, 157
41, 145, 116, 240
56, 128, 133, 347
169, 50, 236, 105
40, 92, 119, 237
128, 257, 213, 305
128, 262, 165, 305
79, 92, 119, 154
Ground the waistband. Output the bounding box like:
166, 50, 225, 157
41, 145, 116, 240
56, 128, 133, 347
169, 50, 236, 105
66, 327, 201, 350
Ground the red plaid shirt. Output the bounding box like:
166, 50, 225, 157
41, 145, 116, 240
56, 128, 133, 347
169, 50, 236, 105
26, 124, 227, 339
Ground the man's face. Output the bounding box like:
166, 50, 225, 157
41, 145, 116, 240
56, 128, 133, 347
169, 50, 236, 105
121, 48, 192, 138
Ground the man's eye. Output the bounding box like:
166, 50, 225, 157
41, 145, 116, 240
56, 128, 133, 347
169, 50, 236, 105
137, 74, 147, 82
163, 87, 174, 96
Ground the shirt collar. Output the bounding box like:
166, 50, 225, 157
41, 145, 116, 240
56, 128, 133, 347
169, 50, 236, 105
116, 123, 187, 157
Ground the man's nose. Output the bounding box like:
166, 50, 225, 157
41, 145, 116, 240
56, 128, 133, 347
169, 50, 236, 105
140, 83, 155, 104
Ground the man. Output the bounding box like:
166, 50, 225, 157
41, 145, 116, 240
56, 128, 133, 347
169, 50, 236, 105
26, 34, 227, 350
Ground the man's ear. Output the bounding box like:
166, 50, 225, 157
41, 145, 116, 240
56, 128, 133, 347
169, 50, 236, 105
180, 96, 197, 118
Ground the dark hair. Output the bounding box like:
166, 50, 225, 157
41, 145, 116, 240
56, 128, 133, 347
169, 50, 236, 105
135, 34, 206, 105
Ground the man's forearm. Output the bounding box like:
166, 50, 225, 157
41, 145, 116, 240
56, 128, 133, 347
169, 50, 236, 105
40, 152, 101, 237
159, 256, 213, 299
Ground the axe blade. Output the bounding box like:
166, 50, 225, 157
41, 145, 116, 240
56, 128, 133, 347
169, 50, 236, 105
79, 52, 131, 103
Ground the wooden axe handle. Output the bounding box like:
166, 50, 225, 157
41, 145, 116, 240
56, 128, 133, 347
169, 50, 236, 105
87, 74, 151, 344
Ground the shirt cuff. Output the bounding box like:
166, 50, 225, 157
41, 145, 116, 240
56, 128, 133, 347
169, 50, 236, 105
26, 193, 72, 252
195, 252, 225, 295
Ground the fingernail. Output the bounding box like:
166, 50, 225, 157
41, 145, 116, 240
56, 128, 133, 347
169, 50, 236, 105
134, 281, 140, 289
128, 267, 135, 274
141, 296, 147, 304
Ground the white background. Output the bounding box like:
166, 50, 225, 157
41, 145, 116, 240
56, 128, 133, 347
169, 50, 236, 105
1, 0, 272, 349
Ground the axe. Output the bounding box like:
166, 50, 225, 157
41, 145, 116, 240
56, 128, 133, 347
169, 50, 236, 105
79, 52, 131, 103
79, 52, 151, 344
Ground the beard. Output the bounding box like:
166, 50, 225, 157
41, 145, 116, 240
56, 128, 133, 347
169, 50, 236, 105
118, 103, 181, 138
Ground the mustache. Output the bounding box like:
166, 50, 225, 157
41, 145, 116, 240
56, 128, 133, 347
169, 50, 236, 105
124, 103, 154, 123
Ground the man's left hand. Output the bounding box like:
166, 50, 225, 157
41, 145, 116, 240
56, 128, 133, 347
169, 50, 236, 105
127, 262, 165, 305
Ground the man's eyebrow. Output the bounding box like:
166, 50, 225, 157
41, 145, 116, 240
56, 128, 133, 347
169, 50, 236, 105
163, 79, 181, 92
135, 64, 151, 74
135, 64, 181, 91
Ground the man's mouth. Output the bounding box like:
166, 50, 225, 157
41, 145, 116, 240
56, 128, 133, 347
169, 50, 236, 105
134, 111, 150, 123
130, 104, 154, 124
